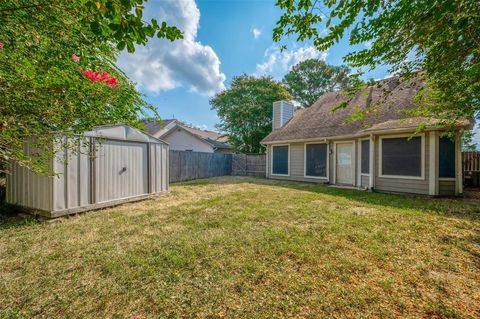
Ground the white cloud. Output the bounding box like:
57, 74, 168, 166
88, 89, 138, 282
117, 0, 226, 96
194, 124, 209, 131
255, 46, 328, 80
252, 28, 262, 39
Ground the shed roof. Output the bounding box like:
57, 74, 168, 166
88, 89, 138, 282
262, 77, 472, 143
85, 124, 167, 144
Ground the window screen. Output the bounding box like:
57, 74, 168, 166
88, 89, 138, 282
439, 137, 455, 178
272, 145, 289, 175
361, 140, 370, 174
381, 136, 422, 177
305, 143, 327, 177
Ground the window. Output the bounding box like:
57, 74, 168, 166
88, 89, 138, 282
361, 140, 370, 174
439, 137, 455, 178
381, 136, 422, 177
305, 143, 328, 178
272, 145, 289, 175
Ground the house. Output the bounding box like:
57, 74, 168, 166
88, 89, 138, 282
143, 119, 232, 153
261, 78, 473, 196
6, 124, 169, 218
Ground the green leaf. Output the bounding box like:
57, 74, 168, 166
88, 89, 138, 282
117, 41, 126, 50
126, 41, 135, 53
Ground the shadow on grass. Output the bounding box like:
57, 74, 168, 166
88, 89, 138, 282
0, 205, 39, 230
178, 176, 480, 222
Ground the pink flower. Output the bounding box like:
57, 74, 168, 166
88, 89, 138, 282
82, 69, 118, 87
71, 54, 80, 63
0, 42, 4, 49
106, 77, 119, 87
83, 69, 101, 82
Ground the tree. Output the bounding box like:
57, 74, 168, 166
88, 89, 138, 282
273, 0, 479, 127
0, 0, 182, 174
282, 59, 350, 107
462, 130, 478, 151
210, 75, 292, 153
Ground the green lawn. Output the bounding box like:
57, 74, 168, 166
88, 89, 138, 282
1, 177, 479, 318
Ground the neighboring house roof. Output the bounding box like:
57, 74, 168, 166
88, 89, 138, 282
142, 119, 232, 150
262, 77, 472, 143
142, 119, 176, 135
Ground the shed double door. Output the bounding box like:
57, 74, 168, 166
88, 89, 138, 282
95, 140, 148, 203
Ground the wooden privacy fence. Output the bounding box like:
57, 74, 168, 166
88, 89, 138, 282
169, 150, 232, 183
169, 151, 266, 182
232, 154, 266, 177
463, 151, 480, 188
463, 151, 480, 172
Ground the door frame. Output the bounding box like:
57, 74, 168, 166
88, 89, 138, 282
333, 140, 356, 186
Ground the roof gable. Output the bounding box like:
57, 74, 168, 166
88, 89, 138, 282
142, 118, 176, 136
161, 123, 232, 149
143, 119, 232, 149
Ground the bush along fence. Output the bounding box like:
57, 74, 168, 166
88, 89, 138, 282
169, 151, 266, 183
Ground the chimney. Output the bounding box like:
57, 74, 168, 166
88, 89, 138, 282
272, 101, 294, 130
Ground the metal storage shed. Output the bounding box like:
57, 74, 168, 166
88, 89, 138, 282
6, 124, 169, 218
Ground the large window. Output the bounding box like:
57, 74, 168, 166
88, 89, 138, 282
305, 143, 328, 178
381, 136, 423, 178
439, 137, 455, 178
272, 145, 289, 175
361, 140, 370, 174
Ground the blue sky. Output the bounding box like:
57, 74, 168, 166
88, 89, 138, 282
118, 0, 479, 148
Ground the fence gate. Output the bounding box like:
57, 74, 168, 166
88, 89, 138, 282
232, 154, 247, 176
232, 154, 266, 177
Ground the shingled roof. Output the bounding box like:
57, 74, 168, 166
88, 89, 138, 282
142, 119, 175, 135
178, 124, 231, 149
262, 77, 471, 143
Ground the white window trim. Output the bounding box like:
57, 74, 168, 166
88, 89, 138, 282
439, 177, 456, 181
271, 144, 290, 176
303, 142, 329, 180
333, 140, 356, 185
378, 133, 425, 180
359, 137, 370, 177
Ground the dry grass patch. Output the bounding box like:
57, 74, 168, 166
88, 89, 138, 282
1, 176, 479, 318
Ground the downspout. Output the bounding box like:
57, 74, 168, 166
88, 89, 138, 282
369, 134, 375, 191
455, 129, 464, 196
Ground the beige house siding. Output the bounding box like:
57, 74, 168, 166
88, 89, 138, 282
265, 130, 459, 196
162, 129, 214, 153
266, 143, 329, 184
439, 180, 456, 196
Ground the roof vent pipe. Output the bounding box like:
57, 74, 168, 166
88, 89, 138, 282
272, 101, 294, 130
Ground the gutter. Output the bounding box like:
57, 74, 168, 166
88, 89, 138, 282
261, 124, 470, 145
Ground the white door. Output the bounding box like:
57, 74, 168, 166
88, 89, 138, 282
95, 140, 148, 203
336, 142, 354, 185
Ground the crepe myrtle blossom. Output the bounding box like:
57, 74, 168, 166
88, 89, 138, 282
83, 69, 119, 87
0, 42, 4, 49
71, 54, 80, 62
